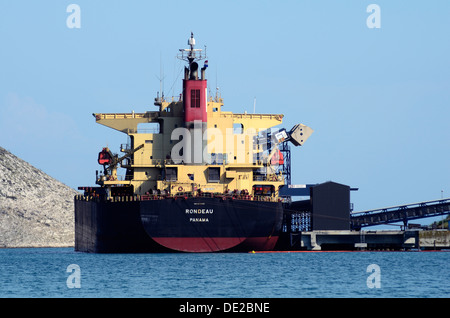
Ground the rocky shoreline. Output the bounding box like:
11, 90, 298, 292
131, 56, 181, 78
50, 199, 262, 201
0, 147, 78, 248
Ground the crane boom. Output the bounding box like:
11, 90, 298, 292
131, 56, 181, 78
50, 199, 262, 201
266, 123, 313, 164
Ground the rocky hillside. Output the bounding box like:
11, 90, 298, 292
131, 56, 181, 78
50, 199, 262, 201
0, 147, 78, 247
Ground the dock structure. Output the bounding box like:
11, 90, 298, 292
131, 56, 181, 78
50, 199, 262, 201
350, 198, 450, 230
279, 181, 450, 251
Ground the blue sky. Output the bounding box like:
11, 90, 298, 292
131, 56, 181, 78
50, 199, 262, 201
1, 1, 449, 225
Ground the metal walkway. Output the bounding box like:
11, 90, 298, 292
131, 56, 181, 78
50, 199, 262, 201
351, 198, 450, 229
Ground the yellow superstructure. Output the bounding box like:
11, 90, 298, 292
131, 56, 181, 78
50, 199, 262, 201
94, 94, 290, 199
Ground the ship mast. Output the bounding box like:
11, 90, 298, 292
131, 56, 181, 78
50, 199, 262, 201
177, 33, 209, 164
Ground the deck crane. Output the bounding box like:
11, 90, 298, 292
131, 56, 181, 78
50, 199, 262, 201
97, 144, 144, 181
264, 123, 313, 174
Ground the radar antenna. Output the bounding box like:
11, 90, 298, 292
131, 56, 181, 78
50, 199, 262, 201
177, 32, 207, 63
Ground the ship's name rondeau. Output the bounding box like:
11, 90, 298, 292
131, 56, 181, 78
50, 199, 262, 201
185, 209, 214, 214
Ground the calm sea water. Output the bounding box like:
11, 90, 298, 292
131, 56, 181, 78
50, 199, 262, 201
0, 248, 448, 298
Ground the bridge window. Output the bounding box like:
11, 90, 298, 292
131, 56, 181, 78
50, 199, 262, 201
191, 89, 200, 108
138, 122, 160, 134
233, 123, 244, 134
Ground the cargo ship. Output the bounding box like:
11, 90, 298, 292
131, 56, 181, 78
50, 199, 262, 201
75, 33, 313, 252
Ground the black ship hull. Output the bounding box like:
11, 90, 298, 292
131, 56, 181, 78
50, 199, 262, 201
74, 196, 283, 253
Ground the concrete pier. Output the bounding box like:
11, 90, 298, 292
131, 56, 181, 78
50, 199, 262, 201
289, 230, 450, 251
419, 230, 450, 250
299, 230, 409, 251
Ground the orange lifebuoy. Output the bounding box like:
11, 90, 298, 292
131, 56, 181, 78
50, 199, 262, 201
178, 186, 183, 192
